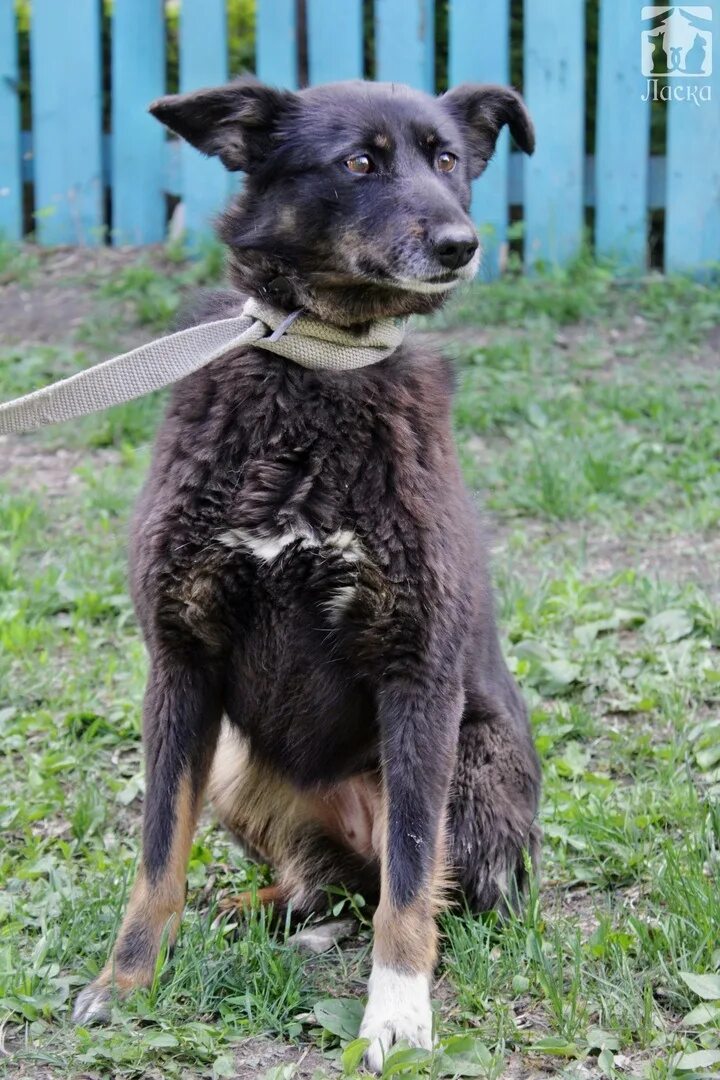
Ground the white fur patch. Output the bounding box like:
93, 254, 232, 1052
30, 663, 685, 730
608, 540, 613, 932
72, 983, 112, 1025
218, 526, 305, 562
218, 527, 366, 625
325, 529, 364, 562
218, 525, 365, 566
359, 965, 433, 1072
323, 584, 358, 622
392, 277, 461, 294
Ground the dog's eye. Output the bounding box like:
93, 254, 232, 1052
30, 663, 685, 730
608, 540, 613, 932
345, 154, 375, 175
436, 151, 457, 174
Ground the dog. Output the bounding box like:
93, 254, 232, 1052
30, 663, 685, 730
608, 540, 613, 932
72, 76, 541, 1071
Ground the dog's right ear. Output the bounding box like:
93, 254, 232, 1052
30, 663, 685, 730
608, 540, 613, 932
149, 77, 296, 172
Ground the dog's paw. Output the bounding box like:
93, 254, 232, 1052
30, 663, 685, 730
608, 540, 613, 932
72, 981, 112, 1025
359, 965, 433, 1073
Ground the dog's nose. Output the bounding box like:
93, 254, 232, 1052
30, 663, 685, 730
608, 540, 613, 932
432, 228, 479, 270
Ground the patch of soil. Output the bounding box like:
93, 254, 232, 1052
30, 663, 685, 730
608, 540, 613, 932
0, 439, 120, 496
0, 246, 163, 348
1, 1061, 59, 1080
488, 517, 720, 599
544, 883, 604, 938
230, 1038, 330, 1079
502, 1053, 561, 1078
418, 311, 719, 382
580, 529, 720, 598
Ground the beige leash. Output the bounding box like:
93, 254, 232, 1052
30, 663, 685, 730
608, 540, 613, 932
0, 296, 407, 436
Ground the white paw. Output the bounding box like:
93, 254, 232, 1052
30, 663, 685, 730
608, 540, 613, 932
359, 965, 433, 1073
72, 981, 112, 1025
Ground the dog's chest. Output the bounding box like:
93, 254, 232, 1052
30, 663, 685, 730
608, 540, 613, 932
217, 520, 377, 623
151, 352, 458, 646
156, 434, 394, 640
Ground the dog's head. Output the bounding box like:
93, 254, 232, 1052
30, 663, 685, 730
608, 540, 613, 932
150, 78, 534, 323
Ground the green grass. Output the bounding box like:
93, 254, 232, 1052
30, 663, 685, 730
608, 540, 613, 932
0, 235, 40, 285
1, 252, 719, 1078
97, 238, 226, 330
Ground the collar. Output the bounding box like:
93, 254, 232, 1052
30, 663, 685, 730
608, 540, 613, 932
245, 297, 408, 371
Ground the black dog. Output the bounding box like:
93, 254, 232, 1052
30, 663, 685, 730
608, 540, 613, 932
73, 77, 540, 1070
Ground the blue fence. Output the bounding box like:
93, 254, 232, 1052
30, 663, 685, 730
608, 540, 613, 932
1, 0, 719, 277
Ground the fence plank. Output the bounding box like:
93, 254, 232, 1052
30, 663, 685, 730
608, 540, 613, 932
30, 0, 103, 245
595, 0, 649, 270
449, 0, 511, 279
375, 0, 435, 90
524, 0, 585, 268
665, 17, 720, 275
111, 0, 166, 245
307, 0, 363, 83
180, 0, 229, 243
0, 0, 22, 241
256, 0, 299, 88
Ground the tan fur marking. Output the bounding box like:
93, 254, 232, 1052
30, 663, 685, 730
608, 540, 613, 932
374, 895, 438, 972
209, 725, 307, 864
317, 775, 382, 858
373, 133, 390, 149
218, 884, 287, 912
372, 795, 451, 974
92, 772, 201, 991
209, 722, 382, 862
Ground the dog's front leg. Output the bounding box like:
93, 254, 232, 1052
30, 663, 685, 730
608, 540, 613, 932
360, 676, 463, 1072
73, 654, 221, 1023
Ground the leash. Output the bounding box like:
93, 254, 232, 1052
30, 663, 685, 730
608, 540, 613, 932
0, 296, 407, 436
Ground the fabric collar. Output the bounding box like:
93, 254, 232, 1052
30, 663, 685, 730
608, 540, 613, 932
247, 297, 407, 371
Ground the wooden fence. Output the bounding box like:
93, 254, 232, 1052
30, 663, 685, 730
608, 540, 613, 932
1, 0, 718, 277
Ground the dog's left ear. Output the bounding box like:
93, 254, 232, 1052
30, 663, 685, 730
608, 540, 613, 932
441, 84, 535, 179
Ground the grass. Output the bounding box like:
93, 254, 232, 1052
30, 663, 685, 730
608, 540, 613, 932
1, 248, 719, 1078
97, 237, 226, 330
0, 236, 40, 286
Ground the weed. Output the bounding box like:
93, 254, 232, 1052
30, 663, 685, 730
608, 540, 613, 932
0, 235, 40, 285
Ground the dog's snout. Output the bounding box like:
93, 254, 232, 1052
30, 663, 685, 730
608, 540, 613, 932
431, 228, 479, 270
